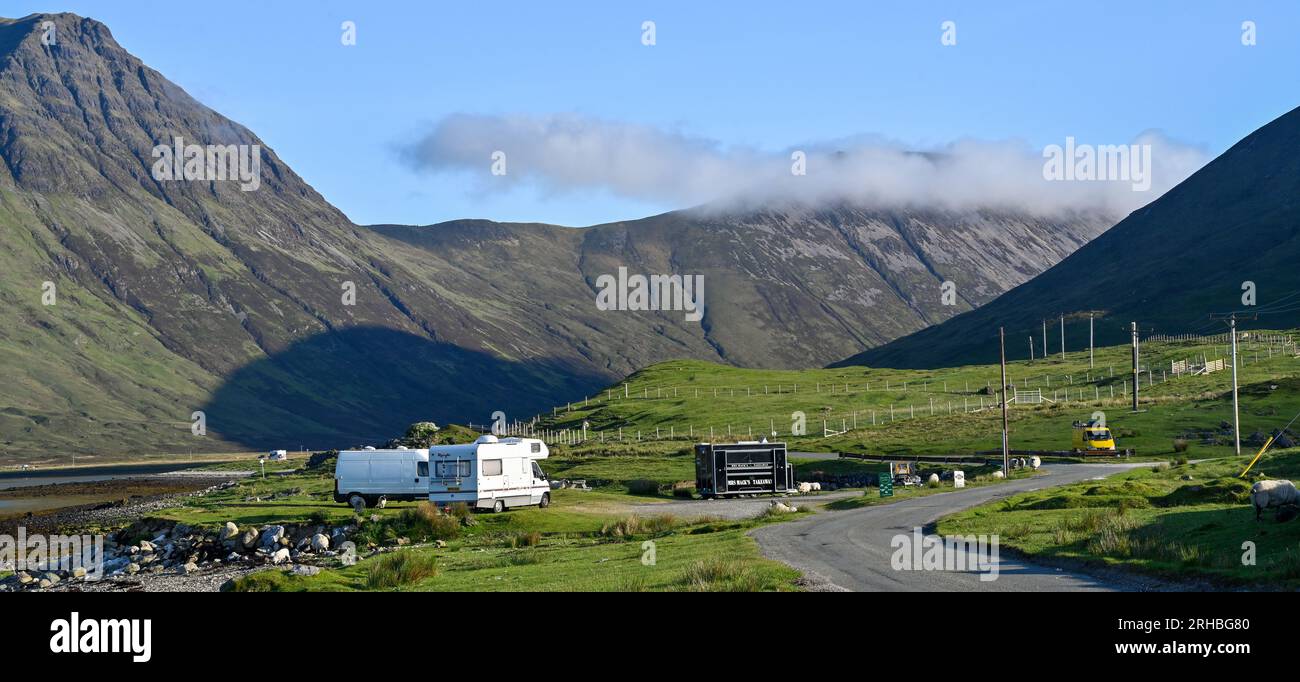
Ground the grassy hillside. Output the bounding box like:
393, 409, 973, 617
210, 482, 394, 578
535, 331, 1300, 460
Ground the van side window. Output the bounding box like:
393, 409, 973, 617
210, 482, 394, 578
482, 459, 503, 476
417, 462, 429, 477
435, 461, 471, 477
531, 442, 540, 453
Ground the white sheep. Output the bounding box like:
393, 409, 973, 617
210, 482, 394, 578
1250, 479, 1300, 521
797, 482, 812, 494
810, 482, 821, 491
1030, 456, 1042, 469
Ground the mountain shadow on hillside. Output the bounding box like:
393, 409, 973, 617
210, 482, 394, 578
200, 326, 606, 450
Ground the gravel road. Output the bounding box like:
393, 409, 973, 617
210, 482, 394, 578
630, 490, 862, 520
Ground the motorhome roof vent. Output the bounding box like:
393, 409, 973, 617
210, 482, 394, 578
475, 434, 499, 444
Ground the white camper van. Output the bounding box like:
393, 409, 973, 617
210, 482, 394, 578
333, 447, 430, 508
428, 435, 551, 512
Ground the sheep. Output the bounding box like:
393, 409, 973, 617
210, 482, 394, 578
767, 501, 796, 514
810, 482, 821, 491
796, 482, 813, 494
1030, 456, 1042, 470
1250, 479, 1300, 521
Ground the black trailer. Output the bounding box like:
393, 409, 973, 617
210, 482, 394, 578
694, 441, 794, 498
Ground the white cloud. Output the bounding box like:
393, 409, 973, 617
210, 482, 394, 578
401, 113, 1209, 218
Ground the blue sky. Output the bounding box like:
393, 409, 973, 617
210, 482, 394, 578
10, 1, 1300, 226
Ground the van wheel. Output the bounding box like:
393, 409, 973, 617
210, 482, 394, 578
492, 499, 505, 513
538, 493, 550, 509
348, 494, 366, 511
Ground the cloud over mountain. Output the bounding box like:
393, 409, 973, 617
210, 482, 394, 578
402, 113, 1209, 217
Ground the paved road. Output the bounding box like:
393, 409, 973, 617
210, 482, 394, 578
752, 462, 1155, 592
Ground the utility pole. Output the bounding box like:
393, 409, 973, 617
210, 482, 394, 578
1000, 327, 1010, 475
1041, 320, 1047, 358
1089, 314, 1094, 369
1212, 313, 1257, 456
1060, 314, 1066, 360
1029, 336, 1034, 362
1131, 322, 1140, 412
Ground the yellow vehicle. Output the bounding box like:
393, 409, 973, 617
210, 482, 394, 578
1072, 421, 1116, 451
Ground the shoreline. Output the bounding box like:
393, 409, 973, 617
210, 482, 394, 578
0, 471, 252, 534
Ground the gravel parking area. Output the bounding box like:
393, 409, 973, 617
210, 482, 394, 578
630, 490, 861, 520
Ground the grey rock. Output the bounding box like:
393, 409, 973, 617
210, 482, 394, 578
259, 525, 285, 549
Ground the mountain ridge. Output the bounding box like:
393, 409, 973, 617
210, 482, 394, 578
0, 12, 1112, 458
840, 102, 1300, 369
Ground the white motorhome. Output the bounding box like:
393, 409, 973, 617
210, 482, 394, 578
428, 435, 551, 512
333, 447, 430, 508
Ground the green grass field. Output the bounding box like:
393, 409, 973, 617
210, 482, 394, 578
936, 449, 1300, 588
227, 517, 800, 592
